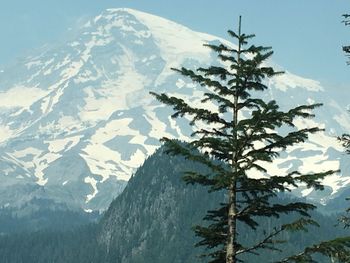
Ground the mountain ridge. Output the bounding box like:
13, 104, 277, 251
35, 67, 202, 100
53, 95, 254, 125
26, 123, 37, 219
2, 144, 349, 262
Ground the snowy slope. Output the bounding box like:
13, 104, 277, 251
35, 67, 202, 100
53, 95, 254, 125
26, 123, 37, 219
0, 8, 349, 211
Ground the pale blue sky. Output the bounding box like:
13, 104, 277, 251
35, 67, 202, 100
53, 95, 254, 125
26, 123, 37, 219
0, 0, 349, 90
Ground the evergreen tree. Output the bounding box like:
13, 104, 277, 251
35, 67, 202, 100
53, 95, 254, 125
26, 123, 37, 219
151, 17, 350, 263
338, 13, 350, 229
342, 14, 350, 64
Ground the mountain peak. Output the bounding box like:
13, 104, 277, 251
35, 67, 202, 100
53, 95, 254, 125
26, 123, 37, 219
0, 8, 348, 212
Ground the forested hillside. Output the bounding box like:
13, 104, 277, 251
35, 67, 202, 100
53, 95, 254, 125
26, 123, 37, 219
0, 144, 349, 263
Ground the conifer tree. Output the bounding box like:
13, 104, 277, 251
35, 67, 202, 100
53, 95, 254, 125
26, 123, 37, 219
151, 17, 350, 262
338, 13, 350, 229
342, 14, 350, 64
338, 133, 350, 228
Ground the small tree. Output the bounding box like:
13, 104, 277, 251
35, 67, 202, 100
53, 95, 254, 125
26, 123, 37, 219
338, 14, 350, 229
151, 17, 350, 262
338, 133, 350, 229
342, 14, 350, 64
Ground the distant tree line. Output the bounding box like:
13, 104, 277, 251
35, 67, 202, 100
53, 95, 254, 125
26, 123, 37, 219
0, 149, 350, 263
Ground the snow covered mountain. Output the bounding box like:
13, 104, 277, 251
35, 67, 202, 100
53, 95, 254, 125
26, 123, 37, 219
0, 8, 349, 212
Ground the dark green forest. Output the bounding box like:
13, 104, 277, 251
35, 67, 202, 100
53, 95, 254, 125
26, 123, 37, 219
0, 146, 349, 263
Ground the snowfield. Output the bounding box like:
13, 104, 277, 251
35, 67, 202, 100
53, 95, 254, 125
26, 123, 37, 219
0, 8, 349, 211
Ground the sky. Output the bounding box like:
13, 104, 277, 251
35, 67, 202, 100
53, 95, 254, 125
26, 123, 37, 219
0, 0, 349, 91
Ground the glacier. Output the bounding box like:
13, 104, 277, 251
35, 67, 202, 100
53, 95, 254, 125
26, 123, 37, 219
0, 8, 349, 212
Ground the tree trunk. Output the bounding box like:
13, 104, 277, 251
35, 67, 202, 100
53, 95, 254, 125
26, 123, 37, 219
226, 182, 237, 263
226, 15, 242, 263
